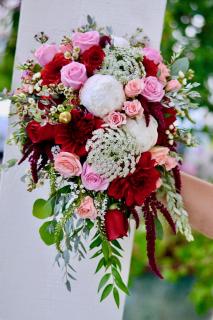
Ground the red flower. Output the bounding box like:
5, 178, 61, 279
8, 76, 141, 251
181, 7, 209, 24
99, 35, 111, 48
41, 53, 71, 85
108, 152, 160, 207
157, 107, 177, 146
143, 56, 158, 77
81, 45, 105, 75
26, 121, 57, 144
105, 209, 129, 241
55, 109, 103, 157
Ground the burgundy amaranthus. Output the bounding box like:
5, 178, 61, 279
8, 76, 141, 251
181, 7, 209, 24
143, 193, 176, 278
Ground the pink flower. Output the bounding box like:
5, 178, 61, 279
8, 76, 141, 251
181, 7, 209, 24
150, 146, 169, 165
165, 156, 178, 171
166, 79, 182, 92
143, 47, 163, 64
125, 79, 145, 97
105, 111, 126, 128
76, 196, 97, 220
59, 44, 72, 53
72, 31, 100, 53
34, 44, 58, 66
150, 146, 178, 171
142, 76, 165, 102
81, 163, 109, 191
60, 61, 87, 89
158, 63, 170, 83
123, 99, 144, 118
54, 152, 82, 178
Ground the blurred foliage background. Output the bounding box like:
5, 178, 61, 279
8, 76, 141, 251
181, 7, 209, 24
0, 0, 213, 319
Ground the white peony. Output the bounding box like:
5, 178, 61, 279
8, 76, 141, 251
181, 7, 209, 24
123, 115, 158, 152
80, 74, 125, 118
112, 36, 130, 48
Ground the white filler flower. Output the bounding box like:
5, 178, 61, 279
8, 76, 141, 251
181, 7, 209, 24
80, 74, 125, 118
123, 115, 158, 152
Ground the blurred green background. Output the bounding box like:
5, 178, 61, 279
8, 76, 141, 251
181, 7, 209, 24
0, 1, 213, 319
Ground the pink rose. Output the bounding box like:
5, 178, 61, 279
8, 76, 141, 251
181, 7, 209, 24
54, 152, 82, 178
165, 156, 178, 171
59, 44, 72, 53
76, 196, 97, 220
72, 31, 100, 53
60, 61, 87, 89
125, 79, 145, 97
81, 163, 109, 191
34, 44, 58, 66
105, 111, 126, 128
158, 63, 170, 83
142, 76, 165, 102
123, 99, 144, 118
166, 79, 182, 92
143, 47, 163, 64
150, 146, 169, 165
150, 147, 178, 171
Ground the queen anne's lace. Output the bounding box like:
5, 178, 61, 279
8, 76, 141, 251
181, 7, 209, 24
86, 127, 141, 181
97, 46, 146, 84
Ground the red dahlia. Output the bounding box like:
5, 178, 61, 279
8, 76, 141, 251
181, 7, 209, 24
41, 53, 71, 85
26, 120, 57, 144
81, 45, 105, 75
108, 152, 160, 207
55, 109, 103, 157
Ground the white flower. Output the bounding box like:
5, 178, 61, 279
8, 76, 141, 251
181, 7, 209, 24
80, 74, 125, 118
112, 36, 130, 48
123, 115, 158, 152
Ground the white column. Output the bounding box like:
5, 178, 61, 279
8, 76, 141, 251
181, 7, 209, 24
0, 1, 166, 319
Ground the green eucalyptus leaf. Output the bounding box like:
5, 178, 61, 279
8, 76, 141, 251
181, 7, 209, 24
100, 284, 113, 302
33, 198, 53, 219
98, 273, 111, 292
113, 287, 120, 308
171, 57, 189, 76
39, 220, 57, 245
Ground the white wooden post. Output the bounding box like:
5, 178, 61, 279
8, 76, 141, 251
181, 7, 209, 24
0, 1, 166, 319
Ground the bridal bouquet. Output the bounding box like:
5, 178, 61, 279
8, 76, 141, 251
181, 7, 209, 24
6, 16, 199, 306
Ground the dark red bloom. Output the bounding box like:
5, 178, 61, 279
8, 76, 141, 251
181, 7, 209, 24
143, 193, 176, 279
41, 53, 71, 85
81, 45, 105, 75
19, 121, 57, 183
26, 121, 57, 144
157, 107, 177, 146
108, 152, 160, 207
143, 56, 158, 77
99, 35, 111, 48
55, 109, 103, 157
105, 209, 129, 241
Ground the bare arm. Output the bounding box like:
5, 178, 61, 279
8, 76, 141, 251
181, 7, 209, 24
181, 172, 213, 239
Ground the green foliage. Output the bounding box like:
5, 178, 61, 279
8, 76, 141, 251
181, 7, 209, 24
90, 220, 129, 307
162, 0, 213, 113
32, 198, 53, 219
39, 220, 57, 245
170, 57, 189, 76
